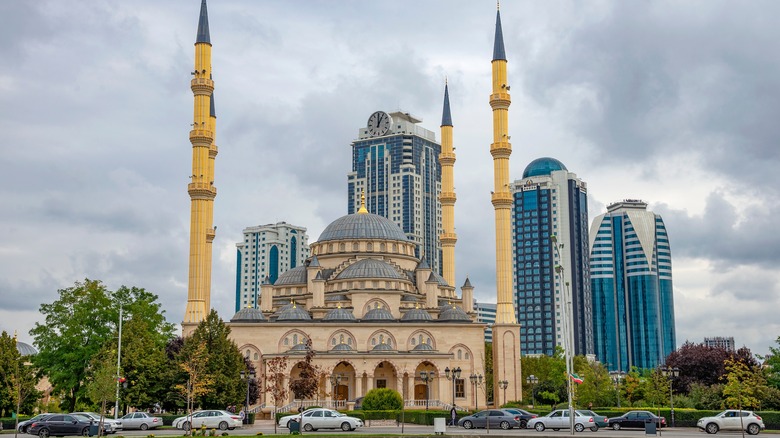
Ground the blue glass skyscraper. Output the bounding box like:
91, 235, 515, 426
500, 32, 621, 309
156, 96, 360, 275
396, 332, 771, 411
590, 200, 676, 371
510, 157, 593, 357
347, 111, 442, 275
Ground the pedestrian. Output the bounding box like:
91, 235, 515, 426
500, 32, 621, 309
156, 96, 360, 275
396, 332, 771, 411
450, 406, 457, 426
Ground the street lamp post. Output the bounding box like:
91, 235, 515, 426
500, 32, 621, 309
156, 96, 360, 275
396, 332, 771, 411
526, 375, 538, 408
419, 371, 434, 410
444, 367, 462, 408
240, 370, 256, 424
329, 373, 342, 407
660, 366, 680, 427
498, 380, 508, 407
469, 374, 477, 409
609, 371, 625, 408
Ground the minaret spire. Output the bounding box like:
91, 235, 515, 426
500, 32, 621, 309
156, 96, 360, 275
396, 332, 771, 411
185, 0, 217, 325
439, 80, 457, 287
488, 4, 522, 407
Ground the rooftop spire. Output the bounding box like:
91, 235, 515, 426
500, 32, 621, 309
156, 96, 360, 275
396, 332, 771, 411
441, 80, 453, 127
358, 189, 368, 214
492, 8, 506, 61
196, 0, 211, 44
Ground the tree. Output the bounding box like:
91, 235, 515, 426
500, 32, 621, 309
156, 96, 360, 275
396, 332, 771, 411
85, 353, 117, 438
642, 369, 670, 407
180, 310, 246, 408
119, 314, 171, 412
622, 367, 643, 406
362, 388, 403, 410
665, 341, 730, 393
722, 356, 766, 411
572, 356, 614, 407
264, 356, 288, 435
483, 342, 494, 404
521, 346, 566, 407
175, 343, 212, 436
760, 336, 780, 389
289, 339, 319, 406
0, 331, 40, 438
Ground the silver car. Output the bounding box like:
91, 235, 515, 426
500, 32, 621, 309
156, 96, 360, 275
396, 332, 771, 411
527, 409, 597, 432
278, 408, 363, 432
119, 412, 163, 431
70, 413, 122, 434
172, 410, 242, 431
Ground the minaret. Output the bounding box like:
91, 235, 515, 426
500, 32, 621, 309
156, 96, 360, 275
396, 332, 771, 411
489, 3, 522, 406
184, 0, 217, 324
439, 81, 457, 287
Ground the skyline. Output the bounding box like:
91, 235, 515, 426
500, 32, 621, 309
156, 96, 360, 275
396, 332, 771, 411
1, 0, 779, 357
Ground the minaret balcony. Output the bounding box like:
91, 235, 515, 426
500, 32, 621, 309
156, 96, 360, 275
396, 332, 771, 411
440, 191, 457, 203
439, 152, 456, 165
188, 182, 217, 198
489, 93, 511, 109
491, 191, 513, 207
189, 129, 214, 145
440, 233, 458, 245
490, 142, 512, 158
191, 77, 214, 94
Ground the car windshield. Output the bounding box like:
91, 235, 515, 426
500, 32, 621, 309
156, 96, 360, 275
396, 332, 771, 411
71, 414, 90, 421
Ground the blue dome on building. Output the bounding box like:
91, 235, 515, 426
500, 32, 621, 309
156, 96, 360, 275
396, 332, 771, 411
318, 212, 408, 242
522, 157, 568, 178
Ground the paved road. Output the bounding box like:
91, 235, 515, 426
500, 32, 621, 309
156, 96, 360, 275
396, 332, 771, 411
106, 420, 755, 437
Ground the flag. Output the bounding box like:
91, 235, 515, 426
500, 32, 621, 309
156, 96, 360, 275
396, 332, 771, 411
570, 373, 584, 384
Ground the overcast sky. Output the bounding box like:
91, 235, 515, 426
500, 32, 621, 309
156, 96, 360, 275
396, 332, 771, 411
2, 0, 779, 358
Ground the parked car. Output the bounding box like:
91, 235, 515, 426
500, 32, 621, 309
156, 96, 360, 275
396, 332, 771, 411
578, 410, 609, 428
278, 408, 363, 431
526, 409, 597, 432
18, 414, 51, 434
499, 408, 538, 429
172, 410, 242, 431
119, 412, 164, 430
71, 412, 122, 434
27, 413, 104, 438
457, 409, 522, 430
697, 410, 765, 435
608, 410, 666, 430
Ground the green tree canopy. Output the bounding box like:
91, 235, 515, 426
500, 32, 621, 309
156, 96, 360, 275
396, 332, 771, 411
761, 336, 780, 389
0, 331, 40, 417
362, 388, 402, 410
722, 356, 766, 410
572, 356, 614, 407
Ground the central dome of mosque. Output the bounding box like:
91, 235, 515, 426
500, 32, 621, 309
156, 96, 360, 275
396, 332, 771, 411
318, 212, 408, 242
522, 157, 568, 178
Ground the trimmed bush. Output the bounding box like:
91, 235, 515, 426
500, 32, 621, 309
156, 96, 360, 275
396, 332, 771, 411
362, 388, 403, 411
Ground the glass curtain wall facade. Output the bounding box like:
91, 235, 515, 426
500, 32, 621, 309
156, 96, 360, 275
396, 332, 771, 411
510, 158, 593, 356
590, 200, 675, 371
235, 222, 310, 312
347, 112, 442, 275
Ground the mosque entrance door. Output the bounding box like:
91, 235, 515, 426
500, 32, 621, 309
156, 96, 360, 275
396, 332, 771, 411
335, 384, 349, 401
414, 384, 427, 401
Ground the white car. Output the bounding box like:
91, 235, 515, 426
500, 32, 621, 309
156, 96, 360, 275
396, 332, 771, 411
70, 413, 123, 434
697, 410, 765, 435
278, 408, 363, 431
172, 410, 243, 431
527, 409, 597, 432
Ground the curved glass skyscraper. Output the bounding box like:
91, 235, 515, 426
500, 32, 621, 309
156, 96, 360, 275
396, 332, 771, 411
590, 200, 676, 371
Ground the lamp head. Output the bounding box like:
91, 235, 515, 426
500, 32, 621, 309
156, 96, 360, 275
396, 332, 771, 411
444, 367, 451, 379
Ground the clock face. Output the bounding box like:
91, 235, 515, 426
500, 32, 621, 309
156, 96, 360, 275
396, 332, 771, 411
367, 111, 392, 137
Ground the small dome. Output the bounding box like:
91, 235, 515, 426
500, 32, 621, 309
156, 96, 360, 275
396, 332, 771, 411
288, 342, 308, 353
16, 341, 38, 356
401, 307, 433, 322
331, 343, 355, 352
401, 294, 421, 302
412, 342, 434, 352
522, 157, 568, 178
318, 213, 409, 242
362, 307, 395, 322
371, 343, 395, 352
337, 259, 405, 280
230, 307, 266, 323
276, 305, 312, 321
326, 294, 349, 302
274, 266, 307, 286
439, 305, 471, 322
323, 307, 356, 322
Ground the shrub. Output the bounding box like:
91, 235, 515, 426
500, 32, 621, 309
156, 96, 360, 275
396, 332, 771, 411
362, 388, 403, 410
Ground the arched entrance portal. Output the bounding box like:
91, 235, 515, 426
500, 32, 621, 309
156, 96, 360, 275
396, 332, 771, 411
372, 361, 398, 392
331, 361, 356, 405
413, 361, 437, 409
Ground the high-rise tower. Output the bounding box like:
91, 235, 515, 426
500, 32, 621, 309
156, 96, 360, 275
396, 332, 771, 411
590, 200, 676, 371
439, 82, 457, 286
184, 0, 217, 324
510, 158, 593, 357
347, 111, 442, 275
489, 5, 522, 406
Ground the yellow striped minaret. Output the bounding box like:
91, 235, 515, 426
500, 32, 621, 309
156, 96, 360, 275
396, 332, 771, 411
439, 81, 457, 287
184, 0, 217, 324
489, 3, 522, 406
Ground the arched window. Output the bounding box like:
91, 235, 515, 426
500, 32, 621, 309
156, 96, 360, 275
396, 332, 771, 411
393, 244, 398, 252
269, 246, 279, 284
246, 349, 250, 358
293, 334, 298, 344
328, 243, 333, 252
347, 337, 352, 345
284, 338, 289, 346
457, 350, 462, 359
380, 243, 386, 252
352, 242, 359, 251
367, 243, 373, 251
465, 352, 469, 359
332, 338, 337, 346
254, 353, 259, 360
340, 243, 346, 252
418, 334, 423, 344
411, 338, 416, 346
290, 237, 298, 268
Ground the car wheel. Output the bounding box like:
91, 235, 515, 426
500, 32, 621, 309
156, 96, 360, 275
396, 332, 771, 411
500, 421, 511, 430
574, 423, 585, 432
219, 421, 228, 431
341, 422, 352, 432
463, 420, 473, 429
705, 423, 719, 434
591, 426, 599, 432
140, 424, 148, 431
535, 423, 545, 432
747, 423, 760, 435
520, 420, 528, 429
182, 422, 191, 432
38, 429, 50, 438
612, 423, 621, 430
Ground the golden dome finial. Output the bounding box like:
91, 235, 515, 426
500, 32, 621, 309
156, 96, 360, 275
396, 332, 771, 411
358, 189, 368, 214
13, 330, 18, 342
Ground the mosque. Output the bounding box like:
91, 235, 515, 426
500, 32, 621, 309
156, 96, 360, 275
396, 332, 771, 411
181, 0, 522, 411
